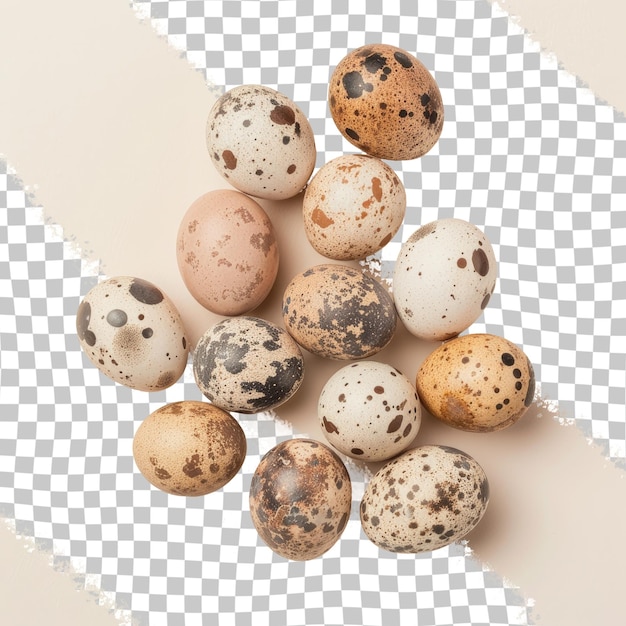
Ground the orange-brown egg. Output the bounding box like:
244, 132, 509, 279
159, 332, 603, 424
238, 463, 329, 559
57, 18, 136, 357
133, 401, 247, 496
416, 334, 536, 432
328, 44, 444, 160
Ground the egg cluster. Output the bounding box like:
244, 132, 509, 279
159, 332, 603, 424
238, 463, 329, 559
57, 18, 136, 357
76, 44, 536, 560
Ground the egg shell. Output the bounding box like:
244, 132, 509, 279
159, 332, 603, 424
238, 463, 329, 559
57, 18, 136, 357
193, 316, 304, 414
249, 438, 352, 560
75, 276, 188, 392
416, 333, 536, 432
328, 44, 444, 160
282, 264, 397, 360
318, 361, 422, 462
302, 153, 406, 260
393, 218, 497, 341
360, 444, 489, 553
132, 401, 246, 496
206, 84, 317, 200
176, 189, 279, 316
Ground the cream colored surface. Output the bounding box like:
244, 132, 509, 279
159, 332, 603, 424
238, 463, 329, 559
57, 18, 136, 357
491, 0, 626, 114
0, 1, 624, 625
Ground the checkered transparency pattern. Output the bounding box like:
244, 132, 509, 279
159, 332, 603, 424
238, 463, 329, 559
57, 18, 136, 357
1, 0, 624, 624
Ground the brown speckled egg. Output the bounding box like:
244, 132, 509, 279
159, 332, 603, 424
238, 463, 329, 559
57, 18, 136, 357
176, 189, 279, 316
132, 401, 246, 496
193, 316, 304, 414
416, 333, 536, 432
249, 438, 352, 560
206, 84, 316, 200
328, 44, 444, 160
360, 445, 489, 553
393, 218, 497, 341
318, 361, 421, 462
302, 153, 406, 260
76, 276, 188, 391
282, 264, 397, 360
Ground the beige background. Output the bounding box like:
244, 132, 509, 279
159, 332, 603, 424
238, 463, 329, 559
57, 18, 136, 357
0, 0, 624, 624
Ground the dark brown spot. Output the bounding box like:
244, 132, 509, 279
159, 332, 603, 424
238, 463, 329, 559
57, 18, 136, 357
472, 248, 490, 276
287, 164, 297, 174
142, 328, 153, 339
371, 515, 380, 526
513, 368, 522, 378
420, 93, 431, 106
387, 415, 403, 433
457, 258, 467, 269
351, 448, 364, 455
270, 105, 296, 125
379, 232, 393, 247
374, 386, 384, 394
429, 110, 438, 124
481, 293, 491, 309
338, 394, 346, 402
154, 467, 171, 480
183, 454, 203, 478
345, 127, 360, 141
403, 423, 412, 437
501, 353, 515, 366
322, 417, 339, 434
394, 51, 413, 68
222, 150, 237, 170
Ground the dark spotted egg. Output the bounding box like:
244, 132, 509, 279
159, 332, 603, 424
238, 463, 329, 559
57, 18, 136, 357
249, 438, 352, 560
133, 401, 246, 496
393, 218, 497, 341
282, 264, 397, 360
416, 333, 536, 432
328, 44, 444, 160
206, 84, 316, 200
360, 445, 489, 553
193, 316, 304, 414
318, 361, 421, 462
76, 276, 188, 391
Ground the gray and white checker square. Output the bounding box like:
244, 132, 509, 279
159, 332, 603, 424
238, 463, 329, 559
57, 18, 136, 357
1, 0, 625, 625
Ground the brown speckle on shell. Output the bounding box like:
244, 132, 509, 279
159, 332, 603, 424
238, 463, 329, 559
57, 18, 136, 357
329, 44, 444, 160
249, 439, 352, 560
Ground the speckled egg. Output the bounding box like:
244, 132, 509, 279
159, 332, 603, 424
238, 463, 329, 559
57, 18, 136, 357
76, 276, 188, 391
416, 333, 536, 432
133, 401, 246, 496
193, 316, 304, 414
318, 361, 421, 462
282, 264, 397, 360
206, 84, 317, 200
328, 44, 444, 160
393, 218, 498, 341
360, 445, 489, 553
249, 438, 352, 560
176, 189, 279, 316
302, 153, 406, 260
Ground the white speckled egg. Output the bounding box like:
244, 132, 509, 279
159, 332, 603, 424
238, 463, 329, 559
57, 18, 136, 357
133, 401, 246, 496
76, 276, 188, 391
193, 316, 304, 414
360, 445, 489, 553
282, 264, 397, 360
302, 153, 406, 260
249, 438, 352, 560
392, 218, 497, 341
206, 84, 317, 200
318, 361, 421, 462
176, 189, 279, 316
416, 333, 536, 432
